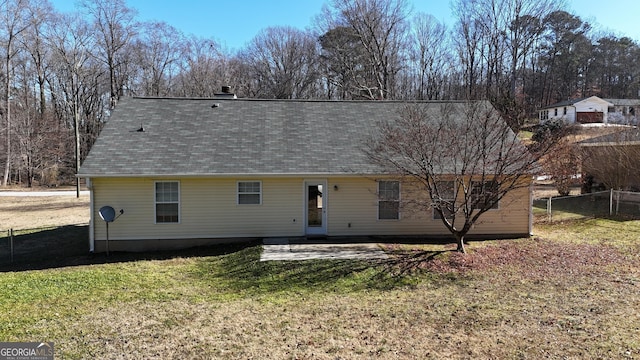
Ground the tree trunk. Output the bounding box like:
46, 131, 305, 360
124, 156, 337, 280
3, 50, 11, 187
455, 233, 466, 254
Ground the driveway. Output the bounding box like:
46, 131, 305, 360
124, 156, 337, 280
261, 238, 388, 261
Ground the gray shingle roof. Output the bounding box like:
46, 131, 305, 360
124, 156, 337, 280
580, 127, 640, 145
78, 98, 495, 177
604, 99, 640, 106
541, 98, 587, 109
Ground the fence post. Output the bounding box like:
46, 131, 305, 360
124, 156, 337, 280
9, 229, 13, 263
616, 190, 621, 215
547, 197, 552, 222
610, 189, 614, 216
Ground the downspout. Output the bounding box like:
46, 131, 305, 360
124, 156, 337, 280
87, 178, 95, 252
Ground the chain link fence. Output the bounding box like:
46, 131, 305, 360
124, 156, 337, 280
0, 224, 88, 267
533, 190, 640, 222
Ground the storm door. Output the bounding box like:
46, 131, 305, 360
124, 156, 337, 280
304, 180, 327, 235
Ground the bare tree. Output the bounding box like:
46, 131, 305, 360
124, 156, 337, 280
48, 12, 107, 191
365, 101, 544, 253
452, 0, 559, 122
407, 13, 451, 100
20, 0, 54, 114
0, 0, 33, 186
545, 138, 580, 196
132, 21, 185, 97
81, 0, 137, 108
452, 5, 485, 99
323, 0, 409, 99
175, 37, 238, 97
581, 130, 640, 191
239, 26, 319, 99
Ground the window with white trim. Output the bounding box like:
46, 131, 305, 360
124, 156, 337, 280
471, 181, 499, 210
238, 181, 262, 205
433, 180, 455, 220
378, 180, 400, 220
155, 181, 179, 223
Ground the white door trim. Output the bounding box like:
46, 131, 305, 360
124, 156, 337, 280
304, 179, 327, 235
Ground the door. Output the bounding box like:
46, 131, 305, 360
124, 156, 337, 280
305, 180, 327, 235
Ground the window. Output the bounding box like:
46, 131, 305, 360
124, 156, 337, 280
378, 180, 399, 220
554, 108, 558, 116
155, 181, 179, 223
471, 181, 499, 210
238, 181, 261, 205
541, 110, 549, 120
563, 107, 567, 115
433, 180, 455, 220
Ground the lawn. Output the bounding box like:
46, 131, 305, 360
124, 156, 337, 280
1, 218, 639, 359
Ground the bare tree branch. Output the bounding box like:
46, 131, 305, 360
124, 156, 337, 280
365, 101, 543, 253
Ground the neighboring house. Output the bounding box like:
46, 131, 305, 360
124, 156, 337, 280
539, 96, 614, 124
580, 127, 640, 192
78, 97, 533, 252
603, 99, 640, 124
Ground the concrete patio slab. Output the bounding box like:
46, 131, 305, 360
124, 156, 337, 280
261, 238, 388, 261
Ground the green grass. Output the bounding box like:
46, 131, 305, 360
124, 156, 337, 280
518, 130, 534, 141
1, 221, 639, 358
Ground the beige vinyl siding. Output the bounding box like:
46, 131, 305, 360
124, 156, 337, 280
327, 177, 531, 236
327, 177, 444, 236
464, 185, 530, 235
91, 176, 531, 242
92, 177, 304, 241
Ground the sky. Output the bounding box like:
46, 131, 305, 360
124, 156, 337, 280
49, 0, 640, 51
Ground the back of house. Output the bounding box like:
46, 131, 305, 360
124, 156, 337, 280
78, 97, 533, 252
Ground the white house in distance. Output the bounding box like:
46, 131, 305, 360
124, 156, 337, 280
604, 98, 640, 124
539, 96, 614, 124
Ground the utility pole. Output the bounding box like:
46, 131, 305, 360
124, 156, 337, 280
74, 68, 81, 198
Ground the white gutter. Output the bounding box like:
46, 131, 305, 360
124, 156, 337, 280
76, 172, 383, 179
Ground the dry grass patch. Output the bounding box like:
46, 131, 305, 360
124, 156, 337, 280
1, 218, 639, 359
0, 195, 89, 230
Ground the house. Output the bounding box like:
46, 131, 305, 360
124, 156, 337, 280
78, 97, 533, 252
603, 99, 640, 125
539, 96, 614, 124
580, 127, 640, 191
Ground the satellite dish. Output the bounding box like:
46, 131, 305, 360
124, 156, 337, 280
99, 206, 116, 222
98, 206, 123, 256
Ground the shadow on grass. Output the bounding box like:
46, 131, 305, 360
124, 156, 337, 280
0, 225, 458, 295
0, 225, 255, 272
0, 225, 89, 271
191, 244, 454, 294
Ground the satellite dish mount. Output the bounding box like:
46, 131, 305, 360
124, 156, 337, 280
98, 206, 124, 256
